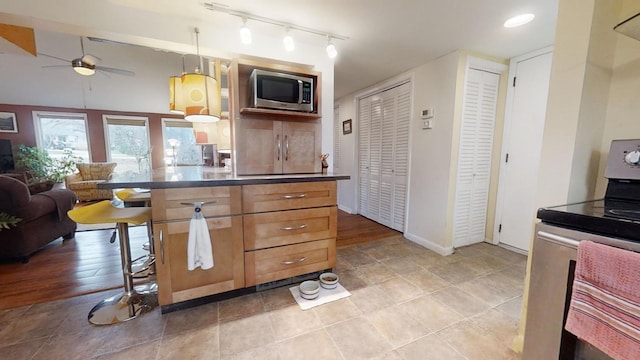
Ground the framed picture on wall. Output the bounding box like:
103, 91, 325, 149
0, 112, 17, 133
342, 119, 352, 135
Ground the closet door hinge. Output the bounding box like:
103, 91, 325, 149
512, 77, 517, 87
498, 224, 502, 233
505, 153, 509, 163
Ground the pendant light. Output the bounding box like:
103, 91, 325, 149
183, 27, 221, 123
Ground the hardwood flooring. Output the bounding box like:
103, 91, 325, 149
0, 210, 399, 310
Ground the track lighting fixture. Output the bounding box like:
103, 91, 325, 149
240, 18, 252, 44
283, 28, 294, 52
205, 2, 347, 59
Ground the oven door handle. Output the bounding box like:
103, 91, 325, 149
537, 231, 580, 249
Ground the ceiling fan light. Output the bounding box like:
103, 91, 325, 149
72, 58, 95, 75
504, 13, 535, 28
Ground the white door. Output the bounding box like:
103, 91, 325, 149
358, 82, 410, 232
453, 68, 500, 247
494, 49, 553, 252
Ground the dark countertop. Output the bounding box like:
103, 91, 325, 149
98, 166, 350, 189
537, 199, 640, 242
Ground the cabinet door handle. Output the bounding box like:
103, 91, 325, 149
276, 134, 281, 161
281, 257, 306, 265
280, 224, 308, 231
285, 135, 289, 161
280, 193, 307, 199
159, 229, 165, 264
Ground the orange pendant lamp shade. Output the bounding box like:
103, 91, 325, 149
182, 73, 221, 122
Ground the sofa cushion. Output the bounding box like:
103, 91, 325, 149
11, 193, 57, 222
76, 163, 116, 181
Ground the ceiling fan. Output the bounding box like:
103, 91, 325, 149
39, 37, 135, 77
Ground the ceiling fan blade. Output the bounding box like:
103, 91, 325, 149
96, 66, 135, 77
41, 65, 70, 69
38, 53, 70, 63
81, 54, 101, 66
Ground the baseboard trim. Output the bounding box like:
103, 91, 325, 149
404, 232, 454, 256
337, 204, 354, 214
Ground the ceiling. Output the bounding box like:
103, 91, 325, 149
104, 0, 560, 98
0, 0, 560, 99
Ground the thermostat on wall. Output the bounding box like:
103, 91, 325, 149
421, 108, 434, 119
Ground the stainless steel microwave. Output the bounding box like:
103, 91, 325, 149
249, 69, 314, 112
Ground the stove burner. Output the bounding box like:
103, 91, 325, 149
606, 209, 640, 220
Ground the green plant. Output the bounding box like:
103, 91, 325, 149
0, 212, 21, 231
15, 145, 81, 183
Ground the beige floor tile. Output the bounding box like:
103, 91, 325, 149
218, 313, 274, 356
366, 305, 430, 348
429, 260, 486, 284
353, 262, 396, 285
163, 301, 218, 336
0, 309, 69, 347
400, 294, 464, 332
495, 296, 524, 320
395, 334, 466, 360
431, 286, 491, 318
382, 256, 423, 275
335, 254, 355, 271
376, 277, 422, 303
158, 326, 219, 360
95, 340, 160, 360
220, 343, 280, 360
218, 293, 264, 322
471, 308, 520, 349
54, 300, 115, 336
260, 286, 297, 311
269, 304, 322, 340
277, 329, 343, 360
95, 308, 166, 355
0, 337, 48, 360
401, 269, 450, 293
465, 253, 514, 274
349, 286, 395, 313
437, 319, 520, 360
456, 274, 522, 307
338, 248, 378, 267
32, 324, 117, 360
336, 268, 368, 291
326, 316, 392, 360
0, 307, 29, 323
313, 297, 361, 326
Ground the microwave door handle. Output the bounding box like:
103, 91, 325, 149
298, 80, 303, 104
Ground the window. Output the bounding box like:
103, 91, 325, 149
103, 115, 151, 175
33, 111, 90, 162
161, 119, 202, 166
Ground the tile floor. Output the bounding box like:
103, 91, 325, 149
0, 235, 526, 359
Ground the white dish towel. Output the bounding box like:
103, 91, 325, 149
187, 202, 214, 271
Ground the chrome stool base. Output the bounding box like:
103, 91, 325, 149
131, 254, 156, 278
88, 287, 158, 325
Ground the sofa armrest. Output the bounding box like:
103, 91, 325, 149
65, 172, 83, 188
0, 175, 31, 210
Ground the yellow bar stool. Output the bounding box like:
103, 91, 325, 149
68, 200, 158, 325
115, 188, 155, 278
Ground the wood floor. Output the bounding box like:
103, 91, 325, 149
0, 210, 399, 310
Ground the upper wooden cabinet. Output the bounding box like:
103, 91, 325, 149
229, 58, 323, 175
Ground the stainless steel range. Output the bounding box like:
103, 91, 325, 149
523, 139, 640, 360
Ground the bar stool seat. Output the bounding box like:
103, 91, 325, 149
68, 200, 157, 325
115, 188, 151, 205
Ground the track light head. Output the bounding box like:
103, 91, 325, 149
283, 28, 294, 52
240, 18, 252, 44
326, 37, 337, 59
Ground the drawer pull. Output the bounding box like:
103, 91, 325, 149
281, 257, 307, 265
180, 200, 217, 207
280, 194, 307, 199
159, 229, 164, 264
280, 224, 308, 231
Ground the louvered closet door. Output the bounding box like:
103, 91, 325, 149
453, 68, 500, 247
358, 82, 410, 232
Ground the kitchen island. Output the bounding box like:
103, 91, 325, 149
99, 166, 349, 312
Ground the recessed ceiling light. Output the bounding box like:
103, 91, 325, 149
504, 13, 535, 28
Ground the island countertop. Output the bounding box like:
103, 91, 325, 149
97, 166, 350, 189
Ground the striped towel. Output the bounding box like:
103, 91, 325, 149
565, 240, 640, 360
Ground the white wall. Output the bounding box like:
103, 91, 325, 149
336, 51, 462, 255
0, 0, 336, 165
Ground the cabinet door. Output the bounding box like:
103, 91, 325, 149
236, 118, 283, 175
154, 216, 244, 306
282, 121, 321, 174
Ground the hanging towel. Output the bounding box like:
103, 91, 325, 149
187, 202, 214, 271
565, 240, 640, 360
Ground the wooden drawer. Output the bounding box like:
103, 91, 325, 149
244, 207, 337, 250
242, 181, 336, 213
152, 186, 242, 221
153, 216, 245, 305
245, 238, 336, 286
